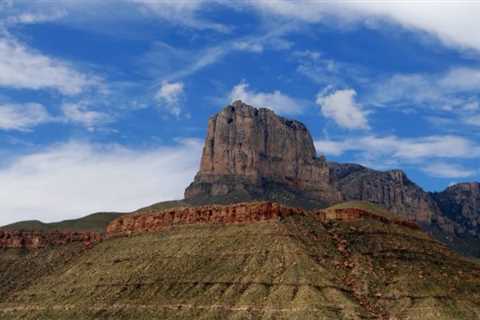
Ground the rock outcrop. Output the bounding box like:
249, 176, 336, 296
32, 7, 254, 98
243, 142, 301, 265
182, 102, 480, 257
107, 202, 303, 237
432, 182, 480, 236
0, 230, 102, 249
185, 101, 340, 208
106, 202, 420, 238
328, 162, 440, 223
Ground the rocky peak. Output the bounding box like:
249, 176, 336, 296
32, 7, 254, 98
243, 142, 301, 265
185, 101, 340, 207
329, 162, 438, 223
432, 182, 480, 237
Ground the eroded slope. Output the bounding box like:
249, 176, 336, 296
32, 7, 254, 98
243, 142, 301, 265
1, 204, 479, 320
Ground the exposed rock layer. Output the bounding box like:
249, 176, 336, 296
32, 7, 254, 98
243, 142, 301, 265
0, 230, 102, 249
106, 202, 420, 237
185, 101, 340, 207
183, 102, 479, 257
329, 162, 439, 223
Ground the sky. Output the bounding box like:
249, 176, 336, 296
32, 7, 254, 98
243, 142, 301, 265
0, 0, 479, 225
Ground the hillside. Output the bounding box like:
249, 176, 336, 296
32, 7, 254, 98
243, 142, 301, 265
2, 212, 123, 233
0, 202, 479, 319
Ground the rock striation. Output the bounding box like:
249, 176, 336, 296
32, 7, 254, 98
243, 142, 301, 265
0, 230, 102, 249
185, 101, 340, 208
328, 162, 440, 223
107, 202, 302, 237
106, 202, 420, 238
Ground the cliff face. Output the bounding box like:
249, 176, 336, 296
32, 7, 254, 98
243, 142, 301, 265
432, 183, 480, 237
185, 101, 340, 207
328, 162, 440, 223
106, 202, 419, 238
182, 102, 480, 257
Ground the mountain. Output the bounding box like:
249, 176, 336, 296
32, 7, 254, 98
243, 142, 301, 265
4, 101, 478, 257
1, 202, 479, 319
431, 183, 480, 257
183, 101, 480, 257
328, 162, 439, 223
185, 100, 341, 208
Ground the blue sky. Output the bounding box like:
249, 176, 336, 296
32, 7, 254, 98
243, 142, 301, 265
0, 1, 479, 225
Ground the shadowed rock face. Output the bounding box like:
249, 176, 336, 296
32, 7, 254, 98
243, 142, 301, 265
432, 183, 480, 237
328, 162, 440, 223
185, 101, 341, 207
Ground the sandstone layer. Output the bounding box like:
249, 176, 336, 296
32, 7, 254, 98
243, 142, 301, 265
106, 202, 420, 238
0, 230, 102, 249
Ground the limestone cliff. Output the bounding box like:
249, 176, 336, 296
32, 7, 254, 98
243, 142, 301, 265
185, 101, 340, 207
328, 162, 440, 223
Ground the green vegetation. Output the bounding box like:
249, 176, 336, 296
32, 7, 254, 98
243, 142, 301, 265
1, 207, 479, 319
2, 212, 123, 233
327, 201, 403, 220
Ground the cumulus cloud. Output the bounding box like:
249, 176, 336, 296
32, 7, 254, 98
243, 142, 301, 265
316, 89, 369, 129
62, 103, 113, 130
229, 82, 302, 115
155, 81, 185, 117
0, 139, 202, 226
0, 103, 51, 131
252, 1, 480, 52
0, 36, 102, 95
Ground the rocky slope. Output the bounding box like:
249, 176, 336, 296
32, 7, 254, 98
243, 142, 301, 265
185, 101, 340, 208
328, 162, 480, 256
183, 101, 480, 257
430, 183, 480, 257
328, 162, 439, 223
1, 202, 479, 319
432, 182, 480, 236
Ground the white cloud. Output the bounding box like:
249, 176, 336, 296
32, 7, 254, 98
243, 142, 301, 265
252, 1, 480, 52
313, 139, 345, 156
315, 134, 479, 177
232, 41, 264, 53
315, 135, 480, 160
130, 0, 228, 32
370, 67, 480, 112
0, 139, 202, 226
424, 163, 476, 179
464, 114, 480, 127
155, 81, 185, 117
62, 103, 113, 130
5, 10, 67, 25
316, 89, 369, 129
229, 82, 302, 115
0, 103, 51, 131
0, 36, 102, 95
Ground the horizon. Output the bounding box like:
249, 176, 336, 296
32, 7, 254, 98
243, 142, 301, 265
0, 1, 479, 225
